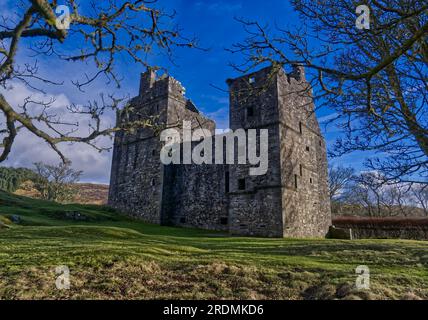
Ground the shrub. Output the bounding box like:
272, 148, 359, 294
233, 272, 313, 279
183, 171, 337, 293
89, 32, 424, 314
333, 216, 428, 227
0, 167, 39, 192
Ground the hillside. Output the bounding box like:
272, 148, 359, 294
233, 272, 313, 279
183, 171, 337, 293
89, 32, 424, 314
14, 182, 109, 205
67, 183, 109, 205
0, 191, 428, 300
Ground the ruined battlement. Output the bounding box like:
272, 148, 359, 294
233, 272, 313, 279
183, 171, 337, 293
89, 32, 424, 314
226, 64, 306, 89
138, 68, 187, 101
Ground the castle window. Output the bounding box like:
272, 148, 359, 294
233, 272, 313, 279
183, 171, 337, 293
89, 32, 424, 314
246, 106, 254, 118
151, 178, 156, 186
299, 164, 303, 176
299, 122, 303, 134
125, 145, 129, 169
225, 171, 230, 193
319, 140, 322, 146
114, 146, 122, 184
220, 217, 228, 225
238, 178, 246, 190
152, 149, 156, 156
310, 178, 313, 184
249, 77, 256, 84
306, 146, 310, 152
294, 174, 298, 189
134, 144, 139, 169
180, 217, 186, 224
116, 146, 122, 168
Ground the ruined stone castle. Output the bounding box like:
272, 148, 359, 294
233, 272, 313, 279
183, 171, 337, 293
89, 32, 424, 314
108, 65, 331, 238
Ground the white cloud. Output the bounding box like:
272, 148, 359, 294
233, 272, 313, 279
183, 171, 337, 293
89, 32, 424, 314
0, 82, 114, 184
205, 107, 229, 130
318, 112, 339, 124
198, 94, 230, 129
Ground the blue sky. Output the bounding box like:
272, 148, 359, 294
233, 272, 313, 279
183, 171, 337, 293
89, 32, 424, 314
118, 0, 303, 128
1, 0, 369, 183
121, 0, 369, 171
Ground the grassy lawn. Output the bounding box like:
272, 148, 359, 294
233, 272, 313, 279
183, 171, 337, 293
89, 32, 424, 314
1, 190, 428, 300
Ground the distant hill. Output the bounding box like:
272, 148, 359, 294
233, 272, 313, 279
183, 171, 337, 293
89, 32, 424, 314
71, 183, 109, 205
14, 182, 109, 205
0, 166, 109, 205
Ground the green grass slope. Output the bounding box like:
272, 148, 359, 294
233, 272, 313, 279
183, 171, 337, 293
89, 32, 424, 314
1, 191, 428, 300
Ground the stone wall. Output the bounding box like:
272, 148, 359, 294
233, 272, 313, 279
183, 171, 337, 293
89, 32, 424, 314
227, 67, 284, 237
333, 218, 428, 240
162, 162, 229, 231
277, 67, 331, 238
108, 71, 170, 224
225, 66, 331, 238
108, 70, 215, 225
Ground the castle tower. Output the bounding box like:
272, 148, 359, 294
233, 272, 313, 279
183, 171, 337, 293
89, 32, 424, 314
108, 68, 170, 223
108, 68, 215, 224
226, 65, 331, 237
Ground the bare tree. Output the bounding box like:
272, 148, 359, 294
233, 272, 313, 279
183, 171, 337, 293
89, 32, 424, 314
341, 178, 375, 216
33, 160, 82, 202
381, 181, 413, 216
356, 172, 386, 216
338, 171, 424, 217
328, 164, 355, 200
412, 184, 428, 215
230, 0, 428, 184
0, 0, 196, 163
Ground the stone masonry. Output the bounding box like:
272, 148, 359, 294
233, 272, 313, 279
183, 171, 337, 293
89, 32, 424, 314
108, 65, 331, 238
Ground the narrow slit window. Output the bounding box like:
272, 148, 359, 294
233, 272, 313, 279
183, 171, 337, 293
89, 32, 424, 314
238, 178, 246, 191
247, 106, 254, 118
294, 174, 298, 189
225, 171, 230, 193
300, 164, 303, 176
125, 145, 129, 168
134, 144, 139, 169
299, 122, 303, 134
116, 146, 122, 168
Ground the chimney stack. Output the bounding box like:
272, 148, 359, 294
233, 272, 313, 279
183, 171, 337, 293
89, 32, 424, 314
139, 66, 157, 94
